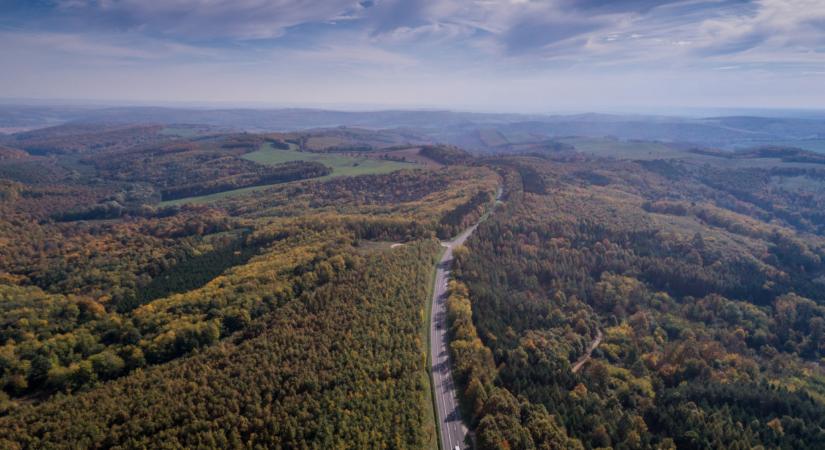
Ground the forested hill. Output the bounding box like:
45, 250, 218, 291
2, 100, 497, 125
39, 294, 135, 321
0, 123, 502, 447
4, 105, 825, 150
449, 154, 825, 449
2, 122, 825, 448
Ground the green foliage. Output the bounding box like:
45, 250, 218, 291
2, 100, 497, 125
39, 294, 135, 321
11, 124, 825, 449
111, 234, 260, 312
160, 160, 330, 201
445, 280, 582, 449
451, 156, 825, 449
0, 241, 442, 449
419, 145, 472, 165
0, 126, 500, 448
438, 190, 495, 238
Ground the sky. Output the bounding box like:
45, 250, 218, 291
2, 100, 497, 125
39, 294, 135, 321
1, 0, 824, 113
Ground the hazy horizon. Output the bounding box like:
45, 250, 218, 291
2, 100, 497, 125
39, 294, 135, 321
4, 96, 825, 120
2, 1, 824, 112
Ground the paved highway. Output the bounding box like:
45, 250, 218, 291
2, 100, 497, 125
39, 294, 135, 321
429, 188, 501, 450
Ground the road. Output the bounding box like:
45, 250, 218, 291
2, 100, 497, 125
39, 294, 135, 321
571, 329, 603, 373
429, 188, 501, 450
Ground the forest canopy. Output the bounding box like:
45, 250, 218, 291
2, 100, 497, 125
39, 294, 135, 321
2, 122, 825, 449
450, 155, 825, 449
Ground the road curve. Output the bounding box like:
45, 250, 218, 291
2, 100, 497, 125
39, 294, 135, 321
429, 188, 501, 450
571, 329, 603, 374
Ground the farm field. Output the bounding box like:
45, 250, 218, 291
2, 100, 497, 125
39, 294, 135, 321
243, 143, 420, 176
160, 144, 422, 205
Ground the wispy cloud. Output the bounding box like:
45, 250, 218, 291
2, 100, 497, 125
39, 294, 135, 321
55, 0, 360, 39
0, 0, 824, 109
0, 30, 219, 60
695, 0, 825, 57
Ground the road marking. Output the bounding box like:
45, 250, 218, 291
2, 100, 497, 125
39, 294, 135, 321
430, 191, 501, 450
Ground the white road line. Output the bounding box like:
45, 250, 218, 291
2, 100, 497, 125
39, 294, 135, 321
431, 194, 500, 450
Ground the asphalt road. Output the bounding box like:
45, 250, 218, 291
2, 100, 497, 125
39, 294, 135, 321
429, 188, 501, 450
430, 229, 474, 450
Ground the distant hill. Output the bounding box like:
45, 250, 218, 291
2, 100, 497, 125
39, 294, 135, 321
0, 145, 29, 160
2, 104, 825, 152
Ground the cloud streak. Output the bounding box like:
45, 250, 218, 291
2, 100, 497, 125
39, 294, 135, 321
56, 0, 360, 39
0, 0, 823, 109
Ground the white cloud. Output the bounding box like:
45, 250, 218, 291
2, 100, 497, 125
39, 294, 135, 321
58, 0, 360, 39
2, 0, 824, 109
0, 31, 218, 60
696, 0, 825, 56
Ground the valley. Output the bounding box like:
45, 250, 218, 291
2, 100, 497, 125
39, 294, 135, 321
4, 0, 825, 448
1, 120, 825, 449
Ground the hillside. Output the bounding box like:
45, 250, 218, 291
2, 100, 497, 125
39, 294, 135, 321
4, 105, 825, 152
450, 152, 825, 449
1, 124, 825, 448
0, 146, 28, 161
0, 124, 500, 447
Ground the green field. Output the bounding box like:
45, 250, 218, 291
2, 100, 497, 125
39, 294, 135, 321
160, 144, 420, 205
243, 143, 418, 177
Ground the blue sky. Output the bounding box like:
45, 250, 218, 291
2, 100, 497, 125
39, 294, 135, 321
1, 0, 824, 112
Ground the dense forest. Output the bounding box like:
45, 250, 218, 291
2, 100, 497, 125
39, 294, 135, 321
449, 155, 825, 449
0, 238, 443, 448
85, 135, 333, 201
2, 122, 825, 448
0, 124, 502, 448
